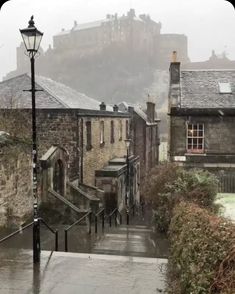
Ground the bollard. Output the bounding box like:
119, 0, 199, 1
88, 213, 92, 234
115, 210, 117, 227
55, 230, 58, 251
126, 209, 129, 225
102, 212, 105, 232
95, 215, 98, 233
109, 215, 112, 227
65, 230, 68, 252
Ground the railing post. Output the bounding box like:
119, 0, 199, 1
115, 210, 117, 227
109, 215, 112, 227
95, 215, 98, 233
102, 211, 105, 232
133, 204, 135, 217
65, 230, 68, 252
55, 230, 58, 251
119, 213, 122, 225
126, 209, 129, 225
88, 212, 91, 234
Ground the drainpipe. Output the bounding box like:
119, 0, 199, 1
80, 118, 84, 184
76, 114, 80, 182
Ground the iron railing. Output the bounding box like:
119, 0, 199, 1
0, 218, 58, 251
94, 208, 105, 233
64, 210, 92, 252
108, 208, 122, 227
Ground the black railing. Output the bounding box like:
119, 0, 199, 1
108, 208, 122, 227
0, 221, 34, 244
64, 210, 92, 252
0, 218, 58, 251
94, 208, 105, 233
40, 218, 58, 251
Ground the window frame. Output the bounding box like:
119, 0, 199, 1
100, 120, 105, 147
86, 120, 92, 151
186, 123, 204, 154
126, 120, 129, 139
110, 120, 115, 144
119, 120, 122, 141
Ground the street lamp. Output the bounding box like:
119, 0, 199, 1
20, 16, 43, 263
124, 138, 131, 225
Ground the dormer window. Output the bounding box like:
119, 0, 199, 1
218, 82, 232, 94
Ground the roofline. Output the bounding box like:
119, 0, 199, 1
0, 108, 130, 116
77, 109, 130, 117
181, 69, 235, 72
169, 107, 235, 116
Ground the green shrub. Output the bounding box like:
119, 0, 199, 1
168, 201, 235, 294
144, 164, 218, 232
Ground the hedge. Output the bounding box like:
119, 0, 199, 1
168, 201, 235, 294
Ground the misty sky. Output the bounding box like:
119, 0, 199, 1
0, 0, 234, 81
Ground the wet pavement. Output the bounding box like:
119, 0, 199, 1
92, 224, 168, 258
0, 249, 167, 294
0, 208, 168, 293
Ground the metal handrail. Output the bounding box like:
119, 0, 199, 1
64, 210, 92, 252
39, 218, 58, 251
108, 208, 122, 227
0, 221, 34, 244
0, 218, 58, 251
94, 208, 105, 233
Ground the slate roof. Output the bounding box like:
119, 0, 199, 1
0, 74, 113, 111
180, 70, 235, 109
118, 101, 148, 121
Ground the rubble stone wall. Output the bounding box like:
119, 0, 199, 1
0, 146, 32, 227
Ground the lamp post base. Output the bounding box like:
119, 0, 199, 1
33, 219, 41, 263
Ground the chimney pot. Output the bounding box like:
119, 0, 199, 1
113, 104, 119, 112
172, 51, 177, 62
100, 102, 106, 111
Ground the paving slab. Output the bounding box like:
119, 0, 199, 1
0, 249, 167, 294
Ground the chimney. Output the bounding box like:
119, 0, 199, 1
113, 104, 118, 112
169, 51, 180, 84
100, 102, 106, 111
146, 94, 155, 123
128, 106, 134, 114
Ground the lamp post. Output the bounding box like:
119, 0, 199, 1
20, 16, 43, 263
125, 138, 131, 225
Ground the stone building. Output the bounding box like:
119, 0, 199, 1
0, 74, 140, 225
118, 98, 160, 189
168, 57, 235, 191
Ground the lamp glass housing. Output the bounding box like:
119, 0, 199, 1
20, 18, 43, 54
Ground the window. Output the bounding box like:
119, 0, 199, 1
100, 121, 105, 146
86, 121, 92, 150
119, 120, 122, 141
218, 82, 232, 94
110, 120, 115, 143
126, 120, 129, 139
187, 123, 204, 153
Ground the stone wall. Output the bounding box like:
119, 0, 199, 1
170, 115, 235, 157
0, 145, 32, 227
81, 116, 129, 186
133, 113, 159, 183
